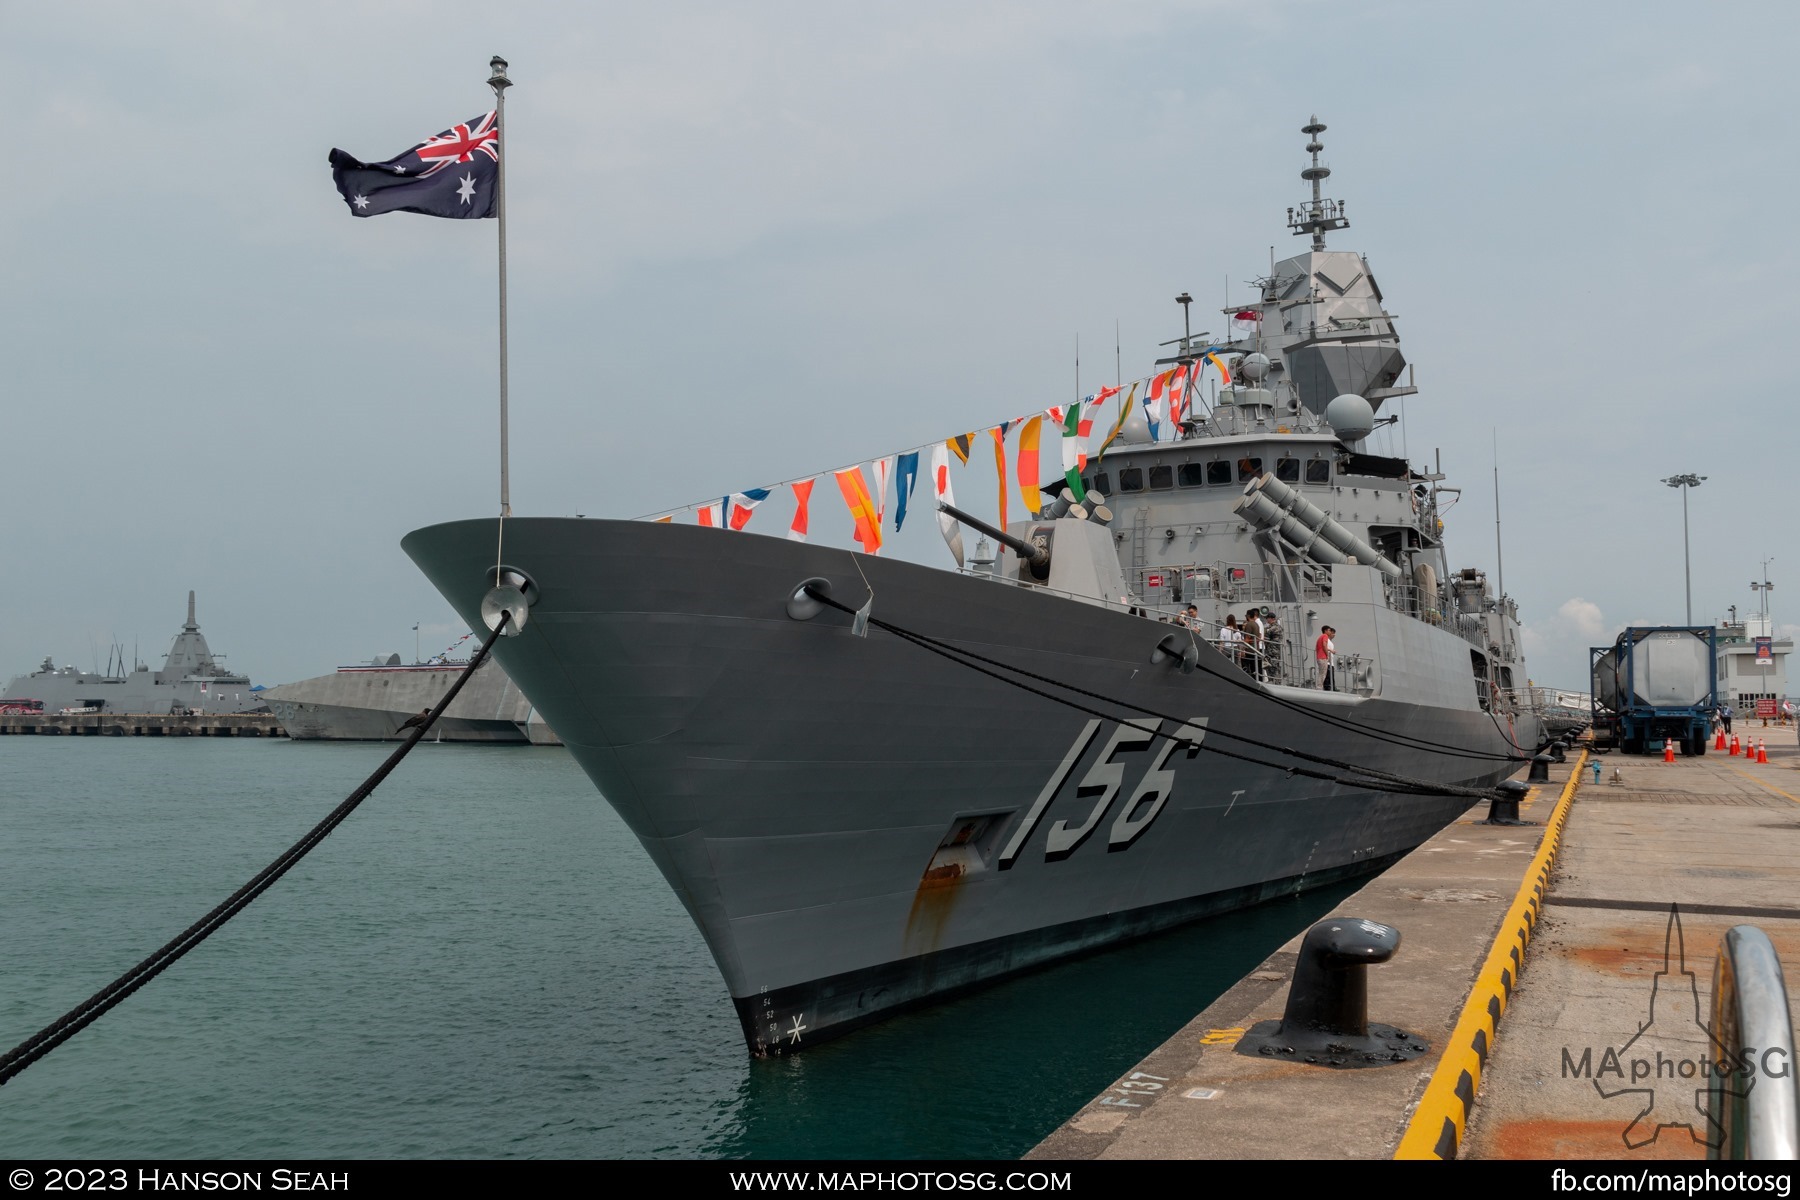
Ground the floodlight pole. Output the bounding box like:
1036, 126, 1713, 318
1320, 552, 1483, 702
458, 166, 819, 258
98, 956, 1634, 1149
1753, 561, 1775, 715
1663, 473, 1705, 624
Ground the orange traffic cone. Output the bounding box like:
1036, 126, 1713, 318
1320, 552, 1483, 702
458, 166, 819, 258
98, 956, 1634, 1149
1758, 740, 1768, 764
1730, 735, 1741, 756
1663, 738, 1676, 763
1716, 728, 1727, 751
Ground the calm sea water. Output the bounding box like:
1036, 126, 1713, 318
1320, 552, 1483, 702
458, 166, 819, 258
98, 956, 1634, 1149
0, 739, 1356, 1160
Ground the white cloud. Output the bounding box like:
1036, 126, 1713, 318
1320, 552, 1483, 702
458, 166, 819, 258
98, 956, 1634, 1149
1521, 597, 1615, 691
1555, 598, 1606, 641
1523, 596, 1609, 646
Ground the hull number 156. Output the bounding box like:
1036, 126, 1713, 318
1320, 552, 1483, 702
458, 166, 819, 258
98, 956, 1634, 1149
998, 717, 1207, 868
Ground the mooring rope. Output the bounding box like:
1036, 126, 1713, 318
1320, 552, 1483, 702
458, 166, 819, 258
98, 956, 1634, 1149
802, 584, 1507, 802
0, 613, 511, 1088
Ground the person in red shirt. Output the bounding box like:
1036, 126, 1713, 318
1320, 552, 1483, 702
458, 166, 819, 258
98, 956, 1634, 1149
1315, 626, 1336, 690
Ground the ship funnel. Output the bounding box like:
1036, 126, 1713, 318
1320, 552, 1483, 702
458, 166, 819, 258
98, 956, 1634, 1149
1236, 474, 1401, 579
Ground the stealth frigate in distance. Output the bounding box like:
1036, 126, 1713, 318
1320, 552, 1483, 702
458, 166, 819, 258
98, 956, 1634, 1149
1, 592, 264, 716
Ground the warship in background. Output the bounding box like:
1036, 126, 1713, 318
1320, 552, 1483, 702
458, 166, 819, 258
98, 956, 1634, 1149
261, 654, 559, 744
0, 592, 265, 716
1529, 688, 1593, 739
0, 590, 560, 742
405, 118, 1545, 1055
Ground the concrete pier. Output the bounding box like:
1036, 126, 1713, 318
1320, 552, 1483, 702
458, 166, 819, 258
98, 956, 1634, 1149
0, 712, 284, 737
1030, 726, 1800, 1160
1460, 731, 1800, 1159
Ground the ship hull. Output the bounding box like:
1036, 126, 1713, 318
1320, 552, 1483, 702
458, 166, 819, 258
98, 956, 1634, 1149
262, 697, 529, 742
404, 517, 1534, 1056
259, 662, 555, 743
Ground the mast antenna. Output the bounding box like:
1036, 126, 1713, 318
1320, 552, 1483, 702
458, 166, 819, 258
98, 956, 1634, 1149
1288, 116, 1348, 251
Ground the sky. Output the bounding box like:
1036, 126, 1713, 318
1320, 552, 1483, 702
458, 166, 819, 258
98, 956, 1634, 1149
6, 0, 1796, 692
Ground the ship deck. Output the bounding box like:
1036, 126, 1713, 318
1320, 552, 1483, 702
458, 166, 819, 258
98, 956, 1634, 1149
1031, 724, 1800, 1160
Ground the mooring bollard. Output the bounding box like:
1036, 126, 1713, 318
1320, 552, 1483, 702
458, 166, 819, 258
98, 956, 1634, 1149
1235, 917, 1428, 1068
1547, 740, 1567, 764
1528, 753, 1552, 783
1484, 779, 1530, 825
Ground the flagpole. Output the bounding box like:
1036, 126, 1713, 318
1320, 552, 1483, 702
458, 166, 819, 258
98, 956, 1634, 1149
489, 56, 513, 522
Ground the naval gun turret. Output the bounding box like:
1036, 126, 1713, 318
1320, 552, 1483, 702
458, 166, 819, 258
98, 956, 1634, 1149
937, 501, 1132, 605
938, 502, 1051, 579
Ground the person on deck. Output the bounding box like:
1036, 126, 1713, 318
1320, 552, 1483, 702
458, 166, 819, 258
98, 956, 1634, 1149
1218, 615, 1242, 661
1242, 608, 1266, 679
1260, 608, 1282, 678
1315, 625, 1336, 691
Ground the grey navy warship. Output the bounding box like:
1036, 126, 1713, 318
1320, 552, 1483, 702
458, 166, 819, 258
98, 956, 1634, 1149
403, 120, 1543, 1056
261, 655, 558, 743
0, 592, 264, 716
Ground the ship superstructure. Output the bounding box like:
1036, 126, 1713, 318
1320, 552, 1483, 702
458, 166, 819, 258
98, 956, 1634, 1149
944, 116, 1531, 727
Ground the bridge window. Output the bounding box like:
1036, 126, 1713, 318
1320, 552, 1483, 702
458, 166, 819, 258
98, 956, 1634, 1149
1086, 472, 1110, 495
1235, 456, 1263, 482
1148, 465, 1174, 490
1118, 467, 1144, 493
1305, 460, 1330, 484
1207, 461, 1232, 486
1275, 457, 1300, 483
1178, 463, 1206, 487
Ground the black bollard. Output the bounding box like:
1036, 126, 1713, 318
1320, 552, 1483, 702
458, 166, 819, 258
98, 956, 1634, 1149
1547, 741, 1567, 764
1527, 753, 1552, 783
1234, 917, 1429, 1068
1484, 779, 1531, 825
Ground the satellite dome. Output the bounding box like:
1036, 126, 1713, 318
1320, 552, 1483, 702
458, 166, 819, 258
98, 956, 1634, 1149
1324, 393, 1375, 443
1116, 397, 1153, 444
1238, 352, 1270, 382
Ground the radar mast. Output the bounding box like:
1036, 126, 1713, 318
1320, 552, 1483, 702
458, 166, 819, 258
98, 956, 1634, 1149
1287, 116, 1349, 251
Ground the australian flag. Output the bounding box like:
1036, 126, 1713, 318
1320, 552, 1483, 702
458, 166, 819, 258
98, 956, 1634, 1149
329, 112, 498, 219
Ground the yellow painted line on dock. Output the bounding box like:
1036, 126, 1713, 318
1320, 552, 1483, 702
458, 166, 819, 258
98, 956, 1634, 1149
1725, 765, 1800, 805
1392, 751, 1587, 1161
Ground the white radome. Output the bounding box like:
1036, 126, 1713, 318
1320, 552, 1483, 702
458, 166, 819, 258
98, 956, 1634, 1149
1324, 393, 1375, 443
